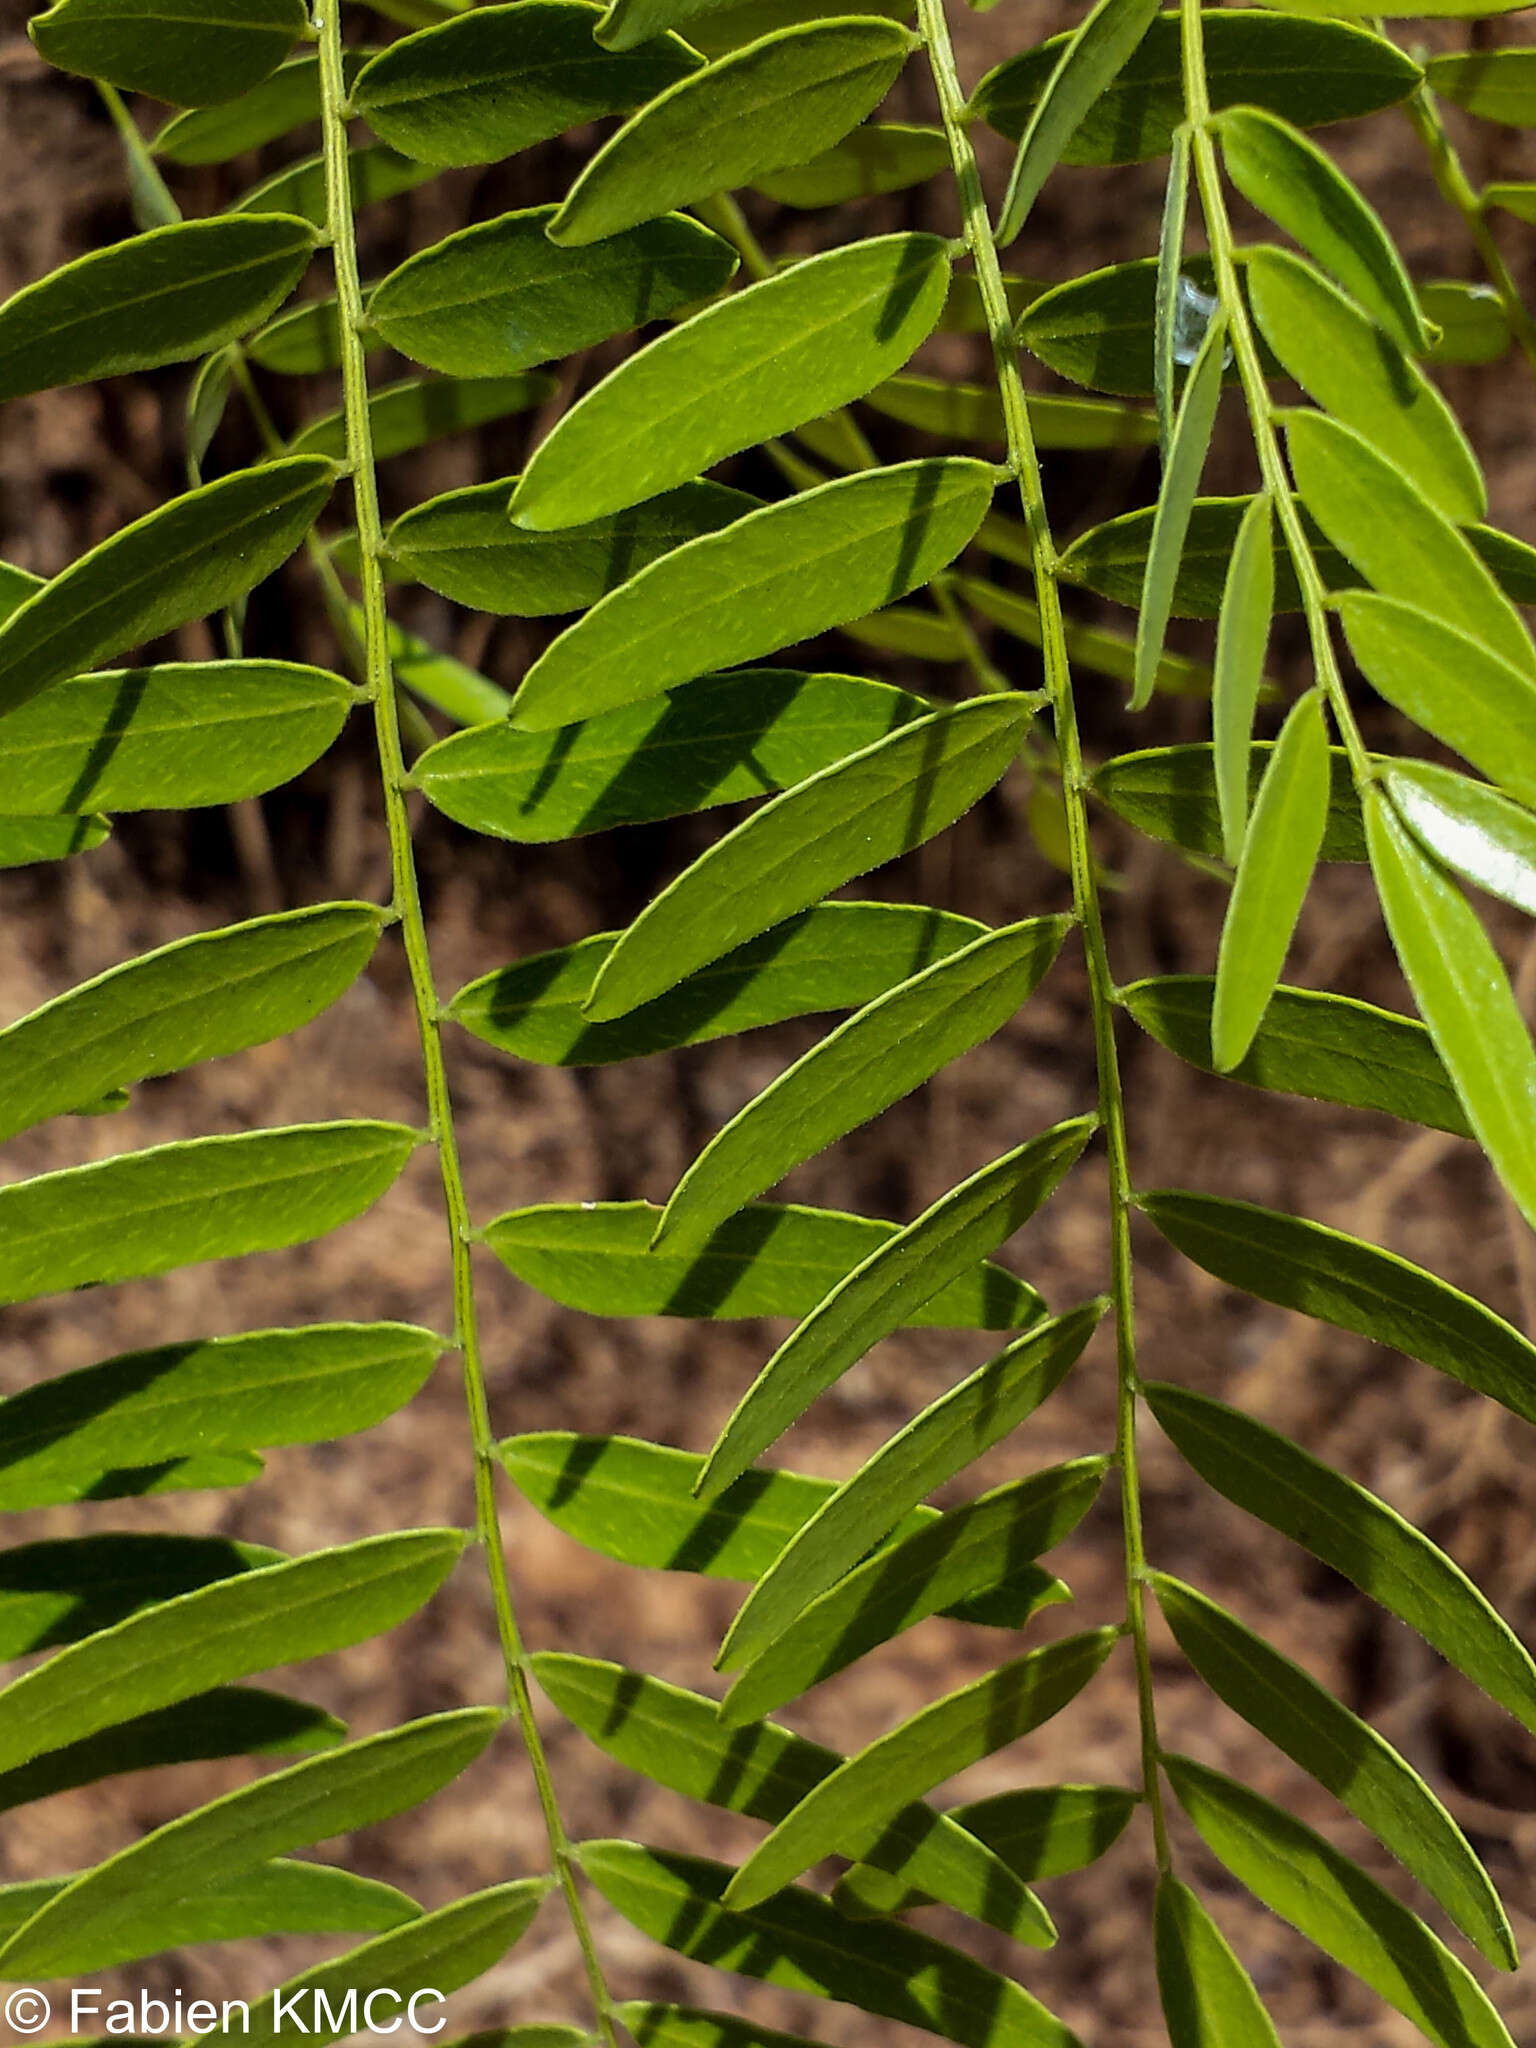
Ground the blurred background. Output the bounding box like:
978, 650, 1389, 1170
4, 1, 1536, 2036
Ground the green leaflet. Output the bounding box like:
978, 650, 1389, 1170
582, 1844, 1082, 2047
0, 1535, 281, 1657
1336, 593, 1536, 810
1119, 976, 1471, 1136
4, 1450, 263, 1506
996, 0, 1160, 245
451, 902, 988, 1067
1484, 182, 1536, 224
0, 1710, 502, 1977
1018, 255, 1249, 399
232, 144, 438, 226
583, 695, 1029, 1017
1059, 496, 1353, 616
0, 1122, 418, 1307
352, 2, 702, 167
0, 458, 334, 716
940, 272, 1045, 333
0, 216, 316, 404
969, 12, 1421, 160
0, 1689, 348, 1814
547, 20, 917, 245
152, 52, 358, 162
1163, 1758, 1516, 2048
1154, 127, 1190, 458
369, 209, 739, 379
711, 1304, 1105, 1663
618, 2012, 834, 2048
532, 1656, 1055, 1945
841, 602, 966, 662
1421, 281, 1511, 366
1251, 251, 1485, 523
723, 1463, 1102, 1722
0, 660, 352, 816
1384, 760, 1536, 917
485, 1198, 1041, 1325
698, 1117, 1088, 1501
1268, 0, 1526, 16
1211, 492, 1274, 863
187, 345, 235, 479
420, 674, 928, 844
1427, 48, 1536, 124
0, 1324, 445, 1511
754, 123, 948, 204
600, 0, 911, 49
1154, 1573, 1513, 1966
861, 376, 1158, 450
657, 919, 1071, 1255
378, 615, 514, 726
1133, 304, 1226, 709
838, 1783, 1139, 1916
501, 1434, 1062, 1631
725, 1630, 1119, 1908
236, 1882, 550, 2048
1366, 786, 1536, 1234
0, 816, 110, 868
511, 235, 950, 528
1285, 413, 1529, 672
1139, 1188, 1536, 1425
388, 480, 757, 614
1144, 1382, 1536, 1735
1154, 1876, 1282, 2048
0, 904, 383, 1142
510, 461, 997, 731
0, 1862, 417, 1959
1211, 690, 1329, 1071
1214, 108, 1429, 354
29, 0, 304, 104
957, 572, 1219, 700
0, 559, 43, 625
249, 296, 350, 374
290, 374, 555, 462
1091, 743, 1365, 862
0, 1530, 468, 1779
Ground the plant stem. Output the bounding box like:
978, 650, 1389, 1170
1178, 0, 1373, 790
1404, 84, 1536, 375
917, 0, 1170, 1867
313, 11, 617, 2036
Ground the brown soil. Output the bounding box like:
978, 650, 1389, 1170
4, 4, 1536, 2041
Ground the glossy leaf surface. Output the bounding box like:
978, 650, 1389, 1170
584, 694, 1029, 1017
1384, 760, 1536, 917
0, 216, 316, 403
548, 21, 916, 245
1145, 1382, 1536, 1734
0, 459, 334, 715
658, 919, 1071, 1255
512, 235, 950, 527
353, 2, 702, 167
1140, 1189, 1536, 1424
0, 661, 352, 817
369, 209, 737, 378
0, 1122, 417, 1306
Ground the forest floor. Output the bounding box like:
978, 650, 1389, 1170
5, 1, 1536, 2038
